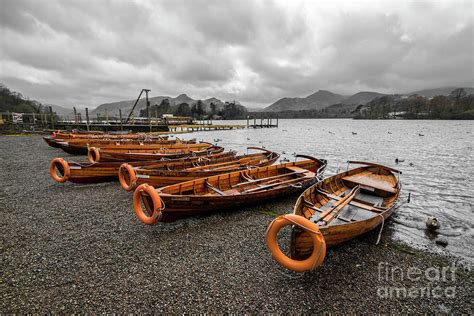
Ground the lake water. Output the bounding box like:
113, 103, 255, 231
184, 119, 473, 263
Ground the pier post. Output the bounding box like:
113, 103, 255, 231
49, 106, 55, 130
247, 116, 249, 128
254, 117, 256, 128
73, 107, 78, 124
85, 107, 90, 131
146, 99, 151, 132
276, 116, 279, 127
119, 109, 123, 131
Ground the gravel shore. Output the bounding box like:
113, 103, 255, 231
1, 135, 472, 313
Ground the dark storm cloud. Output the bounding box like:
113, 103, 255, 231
0, 0, 472, 108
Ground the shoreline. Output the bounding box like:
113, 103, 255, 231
1, 136, 472, 313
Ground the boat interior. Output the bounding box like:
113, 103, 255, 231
158, 161, 318, 197
296, 165, 400, 227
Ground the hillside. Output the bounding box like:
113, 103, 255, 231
92, 94, 229, 116
264, 87, 474, 112
342, 91, 386, 105
265, 90, 346, 112
407, 87, 474, 97
0, 84, 41, 113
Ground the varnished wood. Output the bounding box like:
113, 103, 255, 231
50, 151, 236, 184
289, 162, 401, 259
90, 145, 224, 162
137, 157, 327, 222
130, 149, 280, 188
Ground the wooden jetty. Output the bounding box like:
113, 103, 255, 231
246, 116, 279, 128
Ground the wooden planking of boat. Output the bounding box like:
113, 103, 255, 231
51, 131, 170, 140
48, 152, 233, 184
88, 144, 224, 162
119, 147, 280, 191
43, 133, 172, 149
132, 156, 327, 224
266, 161, 402, 272
52, 138, 198, 155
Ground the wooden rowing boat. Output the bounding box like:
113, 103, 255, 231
53, 138, 198, 155
44, 133, 171, 149
49, 152, 236, 184
89, 145, 224, 162
266, 161, 401, 272
133, 156, 327, 223
119, 147, 280, 191
51, 131, 170, 140
43, 136, 62, 148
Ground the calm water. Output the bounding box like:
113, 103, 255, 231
184, 119, 474, 262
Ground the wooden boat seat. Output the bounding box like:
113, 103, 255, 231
319, 190, 386, 213
342, 174, 396, 194
205, 181, 225, 196
235, 169, 305, 188
286, 166, 308, 173
242, 177, 304, 193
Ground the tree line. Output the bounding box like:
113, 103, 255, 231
138, 98, 248, 120
0, 84, 43, 113
354, 88, 474, 120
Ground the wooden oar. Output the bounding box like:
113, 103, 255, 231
316, 185, 360, 224
234, 169, 306, 188
243, 177, 305, 193
205, 180, 225, 196
317, 189, 386, 213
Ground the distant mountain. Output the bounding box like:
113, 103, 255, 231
407, 87, 474, 97
92, 94, 233, 116
43, 104, 87, 117
264, 87, 474, 113
341, 91, 387, 105
265, 90, 347, 112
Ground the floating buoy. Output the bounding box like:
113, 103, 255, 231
388, 131, 392, 134
352, 132, 357, 135
419, 133, 424, 136
426, 217, 440, 231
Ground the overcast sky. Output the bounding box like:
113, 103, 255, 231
0, 0, 473, 108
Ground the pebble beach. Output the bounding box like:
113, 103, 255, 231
1, 135, 472, 313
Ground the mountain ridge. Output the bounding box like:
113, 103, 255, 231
92, 94, 229, 116
264, 87, 474, 112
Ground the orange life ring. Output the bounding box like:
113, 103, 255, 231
49, 158, 70, 183
87, 147, 100, 163
266, 214, 326, 272
119, 163, 137, 192
133, 184, 163, 225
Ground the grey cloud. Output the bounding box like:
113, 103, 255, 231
0, 0, 472, 108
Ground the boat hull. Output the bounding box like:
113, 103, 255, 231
138, 158, 327, 222
133, 151, 280, 188
158, 177, 319, 221
51, 152, 236, 184
289, 162, 401, 260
